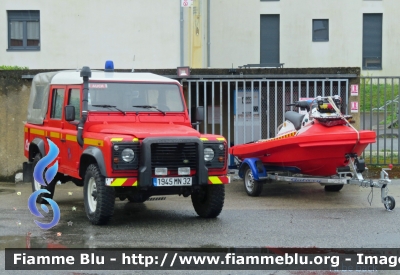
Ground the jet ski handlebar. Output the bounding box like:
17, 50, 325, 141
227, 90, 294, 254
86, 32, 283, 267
286, 100, 311, 111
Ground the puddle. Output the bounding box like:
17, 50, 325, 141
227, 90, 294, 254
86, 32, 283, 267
0, 189, 14, 195
0, 233, 91, 249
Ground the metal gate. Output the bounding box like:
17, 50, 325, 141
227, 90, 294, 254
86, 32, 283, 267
183, 78, 349, 166
360, 76, 400, 165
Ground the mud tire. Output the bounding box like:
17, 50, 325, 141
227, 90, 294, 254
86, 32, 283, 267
191, 185, 225, 218
84, 164, 115, 225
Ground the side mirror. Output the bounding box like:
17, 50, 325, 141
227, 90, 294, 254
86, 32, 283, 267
65, 105, 76, 121
195, 106, 204, 122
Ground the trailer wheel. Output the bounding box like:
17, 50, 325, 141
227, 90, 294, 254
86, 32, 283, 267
191, 185, 225, 218
383, 196, 395, 211
324, 184, 344, 192
243, 166, 263, 197
84, 164, 115, 225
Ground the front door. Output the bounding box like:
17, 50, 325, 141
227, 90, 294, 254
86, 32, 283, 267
61, 86, 82, 178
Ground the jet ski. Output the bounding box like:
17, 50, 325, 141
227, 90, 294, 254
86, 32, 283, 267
229, 95, 376, 176
229, 96, 397, 211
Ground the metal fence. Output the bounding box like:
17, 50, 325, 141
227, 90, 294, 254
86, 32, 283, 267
360, 77, 400, 165
183, 78, 349, 167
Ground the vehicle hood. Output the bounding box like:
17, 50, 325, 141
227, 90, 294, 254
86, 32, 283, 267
88, 123, 201, 139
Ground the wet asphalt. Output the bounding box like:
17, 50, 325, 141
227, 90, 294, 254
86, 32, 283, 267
1, 177, 400, 275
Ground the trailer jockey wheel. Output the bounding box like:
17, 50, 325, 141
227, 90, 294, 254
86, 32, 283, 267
383, 196, 395, 211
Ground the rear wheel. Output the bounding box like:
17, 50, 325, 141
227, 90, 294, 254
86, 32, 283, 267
31, 153, 57, 204
243, 166, 263, 197
324, 184, 344, 192
128, 193, 150, 203
84, 164, 115, 225
191, 185, 225, 218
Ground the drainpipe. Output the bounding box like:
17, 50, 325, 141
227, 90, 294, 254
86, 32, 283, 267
180, 3, 184, 66
77, 66, 91, 147
207, 0, 210, 67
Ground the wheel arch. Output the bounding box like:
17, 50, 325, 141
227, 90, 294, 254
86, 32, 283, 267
79, 146, 107, 178
29, 138, 45, 161
238, 158, 267, 180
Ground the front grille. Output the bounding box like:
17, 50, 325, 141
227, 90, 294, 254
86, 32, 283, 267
151, 143, 198, 173
204, 143, 226, 169
112, 142, 140, 170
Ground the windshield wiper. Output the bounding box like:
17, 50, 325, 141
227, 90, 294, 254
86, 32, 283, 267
92, 105, 126, 115
132, 105, 166, 116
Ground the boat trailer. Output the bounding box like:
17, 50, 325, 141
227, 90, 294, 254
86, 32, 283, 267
235, 155, 395, 211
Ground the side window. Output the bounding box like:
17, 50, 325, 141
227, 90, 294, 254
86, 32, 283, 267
51, 89, 65, 119
68, 89, 81, 120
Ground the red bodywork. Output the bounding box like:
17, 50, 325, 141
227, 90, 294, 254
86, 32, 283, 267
229, 121, 376, 176
24, 81, 228, 182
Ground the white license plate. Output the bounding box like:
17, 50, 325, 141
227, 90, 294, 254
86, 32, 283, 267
153, 177, 192, 186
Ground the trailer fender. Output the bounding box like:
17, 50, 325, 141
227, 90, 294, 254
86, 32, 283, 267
238, 158, 267, 180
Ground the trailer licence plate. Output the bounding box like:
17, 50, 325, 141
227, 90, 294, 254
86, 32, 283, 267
153, 177, 192, 186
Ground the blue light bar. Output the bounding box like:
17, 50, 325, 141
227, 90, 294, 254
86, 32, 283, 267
105, 60, 114, 72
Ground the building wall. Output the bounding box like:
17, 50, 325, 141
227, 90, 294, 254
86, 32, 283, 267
210, 0, 399, 76
1, 0, 399, 74
0, 73, 31, 181
1, 0, 181, 70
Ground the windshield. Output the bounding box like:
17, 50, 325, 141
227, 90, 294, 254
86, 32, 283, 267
87, 83, 184, 112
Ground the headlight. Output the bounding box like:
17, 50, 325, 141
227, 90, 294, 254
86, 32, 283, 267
121, 148, 135, 162
204, 148, 214, 162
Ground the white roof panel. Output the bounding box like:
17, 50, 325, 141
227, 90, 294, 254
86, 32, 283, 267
50, 71, 179, 85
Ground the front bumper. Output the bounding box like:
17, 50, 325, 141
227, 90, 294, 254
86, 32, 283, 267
105, 175, 230, 187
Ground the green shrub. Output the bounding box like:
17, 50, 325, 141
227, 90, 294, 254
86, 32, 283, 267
0, 65, 29, 70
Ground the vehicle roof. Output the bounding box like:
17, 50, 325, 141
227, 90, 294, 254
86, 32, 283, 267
50, 71, 180, 85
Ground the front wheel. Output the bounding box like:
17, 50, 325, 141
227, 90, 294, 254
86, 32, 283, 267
84, 164, 115, 225
191, 185, 225, 218
243, 166, 263, 197
324, 184, 344, 192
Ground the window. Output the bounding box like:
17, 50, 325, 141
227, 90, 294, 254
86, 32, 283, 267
68, 89, 81, 120
363, 14, 382, 70
88, 83, 184, 112
260, 15, 280, 64
313, 19, 329, 42
51, 89, 65, 119
7, 10, 40, 51
32, 85, 45, 109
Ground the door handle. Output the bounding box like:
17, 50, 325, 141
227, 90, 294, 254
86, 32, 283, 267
60, 139, 66, 142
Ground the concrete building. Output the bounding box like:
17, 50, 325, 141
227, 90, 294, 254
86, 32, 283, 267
1, 0, 399, 75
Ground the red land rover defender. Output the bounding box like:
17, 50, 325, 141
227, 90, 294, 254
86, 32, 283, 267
23, 63, 230, 225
